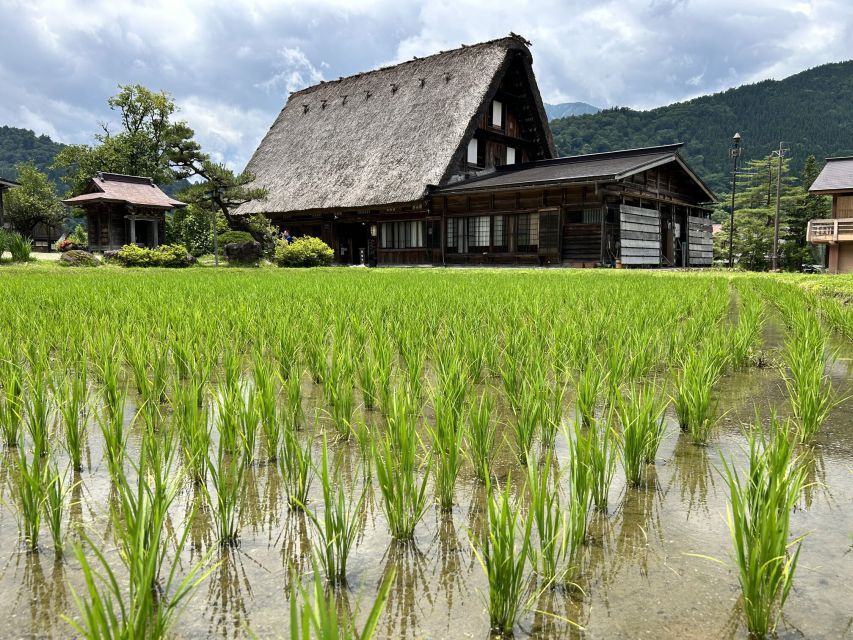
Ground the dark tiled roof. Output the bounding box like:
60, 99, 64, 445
63, 173, 186, 209
809, 157, 853, 193
436, 144, 714, 200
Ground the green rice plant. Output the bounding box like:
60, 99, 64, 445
574, 355, 606, 427
215, 381, 242, 454
284, 368, 306, 431
207, 437, 246, 546
465, 391, 496, 484
525, 452, 566, 584
326, 361, 354, 441
288, 559, 394, 639
14, 443, 44, 551
499, 357, 525, 415
0, 358, 24, 447
274, 329, 300, 381
541, 379, 565, 449
57, 370, 88, 472
304, 437, 366, 584
306, 330, 328, 384
173, 383, 210, 486
472, 478, 532, 635
572, 415, 617, 511
356, 353, 379, 411
254, 366, 281, 462
564, 424, 593, 576
374, 391, 431, 539
615, 383, 667, 487
67, 435, 212, 639
97, 386, 127, 480
42, 462, 68, 556
239, 387, 259, 463
400, 335, 426, 401
279, 427, 313, 511
428, 386, 465, 511
672, 346, 724, 444
719, 419, 807, 638
729, 287, 765, 370
373, 335, 393, 412
511, 378, 544, 466
25, 372, 52, 458
782, 307, 837, 443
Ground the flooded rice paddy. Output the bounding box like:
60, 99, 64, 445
0, 268, 851, 639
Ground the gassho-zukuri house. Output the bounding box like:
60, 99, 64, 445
62, 173, 186, 251
237, 34, 716, 267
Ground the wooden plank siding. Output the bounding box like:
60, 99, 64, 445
620, 205, 661, 265
687, 216, 713, 266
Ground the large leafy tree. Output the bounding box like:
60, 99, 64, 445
3, 163, 64, 236
53, 84, 266, 229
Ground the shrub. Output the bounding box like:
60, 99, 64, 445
68, 224, 88, 245
217, 230, 254, 247
6, 231, 32, 262
274, 236, 333, 267
112, 244, 194, 268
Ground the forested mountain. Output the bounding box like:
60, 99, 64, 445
0, 126, 65, 187
544, 102, 600, 120
550, 60, 853, 195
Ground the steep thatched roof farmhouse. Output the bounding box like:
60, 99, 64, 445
240, 34, 715, 267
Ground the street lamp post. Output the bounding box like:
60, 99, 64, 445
771, 142, 786, 271
211, 186, 224, 267
727, 133, 742, 268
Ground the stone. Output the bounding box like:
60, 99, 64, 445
59, 250, 100, 267
224, 241, 263, 265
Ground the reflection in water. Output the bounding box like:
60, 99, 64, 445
205, 548, 255, 639
799, 446, 829, 510
529, 587, 587, 640
278, 509, 311, 582
431, 511, 466, 616
13, 553, 68, 638
379, 541, 433, 639
666, 432, 715, 520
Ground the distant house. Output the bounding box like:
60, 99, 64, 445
238, 34, 716, 267
807, 157, 853, 273
62, 173, 186, 251
0, 176, 19, 228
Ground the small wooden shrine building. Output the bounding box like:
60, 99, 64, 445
63, 173, 186, 251
807, 157, 853, 273
0, 176, 20, 228
237, 34, 716, 266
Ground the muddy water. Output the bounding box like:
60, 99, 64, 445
1, 321, 852, 639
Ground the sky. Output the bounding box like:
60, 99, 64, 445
1, 0, 852, 171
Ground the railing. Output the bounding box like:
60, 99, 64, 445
807, 218, 853, 244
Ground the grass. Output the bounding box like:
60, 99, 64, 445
719, 418, 807, 638
374, 391, 431, 540
472, 479, 532, 635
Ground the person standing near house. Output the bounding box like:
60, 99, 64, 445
282, 229, 293, 244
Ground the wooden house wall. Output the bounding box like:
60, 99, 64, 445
687, 216, 713, 266
619, 205, 661, 265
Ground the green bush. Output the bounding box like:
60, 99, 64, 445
218, 231, 254, 247
68, 224, 88, 245
274, 236, 333, 267
112, 244, 194, 268
0, 230, 33, 262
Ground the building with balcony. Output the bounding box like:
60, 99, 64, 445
807, 156, 853, 273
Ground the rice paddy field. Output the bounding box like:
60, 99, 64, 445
1, 265, 852, 639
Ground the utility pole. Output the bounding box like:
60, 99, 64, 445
211, 187, 221, 267
728, 133, 742, 268
771, 142, 786, 271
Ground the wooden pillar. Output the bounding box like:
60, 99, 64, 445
152, 219, 159, 247
0, 188, 5, 227
129, 214, 136, 245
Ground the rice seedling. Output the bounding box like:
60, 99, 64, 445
239, 387, 260, 463
215, 381, 242, 455
575, 355, 606, 427
719, 418, 806, 638
57, 370, 88, 472
288, 559, 394, 639
306, 330, 328, 384
25, 372, 52, 458
67, 435, 212, 639
472, 478, 532, 635
304, 437, 366, 584
525, 452, 567, 584
572, 415, 617, 511
428, 386, 465, 511
208, 437, 246, 546
0, 358, 24, 447
541, 378, 565, 450
274, 328, 300, 381
284, 368, 306, 430
672, 345, 724, 445
279, 427, 313, 511
42, 462, 68, 556
356, 353, 379, 411
615, 382, 667, 487
465, 391, 496, 484
729, 287, 765, 370
782, 307, 837, 443
326, 360, 355, 441
373, 334, 394, 412
14, 443, 44, 551
400, 335, 426, 401
512, 378, 544, 466
374, 391, 431, 539
173, 383, 210, 486
97, 385, 127, 480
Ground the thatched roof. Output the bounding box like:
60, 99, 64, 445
237, 34, 554, 216
63, 173, 186, 210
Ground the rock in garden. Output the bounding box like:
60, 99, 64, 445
59, 250, 100, 267
224, 241, 263, 265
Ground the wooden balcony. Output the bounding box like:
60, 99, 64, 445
807, 218, 853, 244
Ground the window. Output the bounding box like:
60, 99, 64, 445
467, 138, 478, 165
381, 221, 426, 249
468, 216, 490, 251
491, 100, 503, 128
493, 215, 508, 251
506, 146, 516, 165
517, 213, 539, 253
